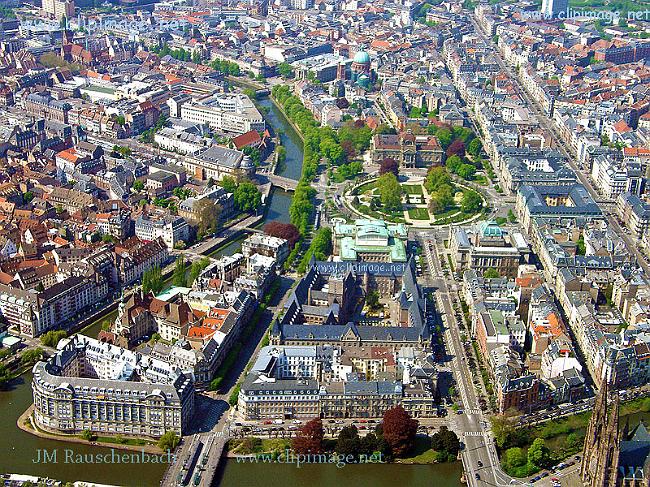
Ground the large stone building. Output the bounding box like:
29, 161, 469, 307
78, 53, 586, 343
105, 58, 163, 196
238, 345, 436, 420
0, 276, 105, 337
451, 221, 531, 278
32, 335, 194, 438
182, 145, 255, 182
180, 94, 264, 135
332, 219, 408, 263
370, 132, 443, 169
135, 214, 190, 250
271, 257, 430, 351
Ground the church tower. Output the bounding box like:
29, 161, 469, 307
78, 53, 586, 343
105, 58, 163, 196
581, 381, 620, 487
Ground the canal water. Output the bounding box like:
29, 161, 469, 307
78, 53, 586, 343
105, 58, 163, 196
258, 97, 304, 181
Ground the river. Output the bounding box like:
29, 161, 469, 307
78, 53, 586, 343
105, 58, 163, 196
0, 95, 464, 486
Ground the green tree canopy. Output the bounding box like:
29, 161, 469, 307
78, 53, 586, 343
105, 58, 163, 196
377, 173, 402, 211
461, 190, 482, 214
233, 182, 262, 212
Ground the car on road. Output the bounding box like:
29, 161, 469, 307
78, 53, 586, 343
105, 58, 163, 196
263, 420, 272, 425
456, 410, 464, 415
474, 473, 480, 481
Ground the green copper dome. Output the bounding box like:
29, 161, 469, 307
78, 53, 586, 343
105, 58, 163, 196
353, 50, 370, 64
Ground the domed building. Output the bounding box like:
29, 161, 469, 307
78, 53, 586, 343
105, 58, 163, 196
351, 47, 372, 89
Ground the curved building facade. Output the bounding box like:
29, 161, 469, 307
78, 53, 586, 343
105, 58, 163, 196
32, 335, 194, 438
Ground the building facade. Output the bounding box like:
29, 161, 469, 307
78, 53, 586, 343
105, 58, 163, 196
32, 335, 195, 438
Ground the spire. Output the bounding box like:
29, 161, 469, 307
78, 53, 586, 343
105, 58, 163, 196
623, 415, 630, 440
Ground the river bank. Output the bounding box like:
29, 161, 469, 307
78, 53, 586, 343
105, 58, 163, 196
17, 405, 162, 454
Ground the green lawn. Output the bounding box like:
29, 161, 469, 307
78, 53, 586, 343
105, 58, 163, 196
408, 207, 430, 220
473, 175, 489, 186
403, 184, 424, 195
353, 180, 377, 195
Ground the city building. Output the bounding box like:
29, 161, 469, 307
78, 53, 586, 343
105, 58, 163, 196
332, 219, 408, 263
32, 335, 195, 438
238, 345, 436, 420
451, 221, 530, 278
180, 94, 264, 135
135, 214, 190, 250
241, 233, 289, 266
540, 0, 568, 19
183, 146, 255, 182
616, 193, 650, 238
516, 184, 603, 234
370, 133, 443, 169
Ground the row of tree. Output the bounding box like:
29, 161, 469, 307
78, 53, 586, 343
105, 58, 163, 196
292, 406, 419, 459
209, 59, 241, 76
297, 227, 333, 273
171, 257, 211, 288
142, 266, 164, 295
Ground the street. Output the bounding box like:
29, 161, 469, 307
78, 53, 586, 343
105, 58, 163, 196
417, 231, 522, 487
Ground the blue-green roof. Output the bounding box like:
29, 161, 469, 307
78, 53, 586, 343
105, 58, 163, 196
353, 50, 371, 64
479, 220, 503, 238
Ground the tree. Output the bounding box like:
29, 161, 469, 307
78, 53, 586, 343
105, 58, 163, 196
382, 406, 418, 457
366, 290, 381, 310
172, 257, 187, 287
142, 266, 163, 295
445, 155, 463, 174
292, 418, 324, 454
379, 157, 399, 176
196, 199, 222, 237
483, 268, 500, 279
461, 190, 482, 214
490, 413, 526, 450
340, 140, 356, 159
336, 425, 361, 456
298, 227, 332, 273
375, 124, 397, 135
158, 431, 180, 451
436, 128, 453, 149
21, 348, 44, 365
576, 235, 586, 256
264, 221, 301, 248
81, 429, 96, 441
234, 182, 262, 212
430, 426, 460, 461
220, 175, 238, 194
278, 62, 294, 78
359, 432, 379, 455
188, 258, 210, 287
502, 447, 527, 472
457, 163, 476, 180
468, 138, 482, 158
446, 139, 466, 158
527, 438, 551, 469
430, 185, 455, 214
23, 191, 35, 204
377, 173, 402, 211
40, 330, 67, 348
425, 166, 452, 193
